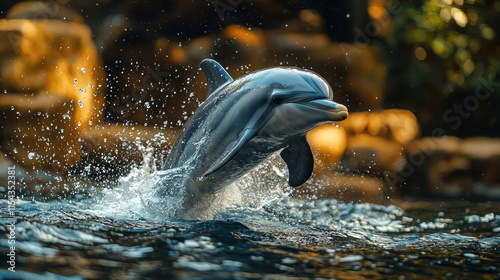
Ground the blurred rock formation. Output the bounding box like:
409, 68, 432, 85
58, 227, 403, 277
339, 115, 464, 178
0, 2, 106, 175
0, 17, 105, 130
307, 124, 347, 174
0, 93, 79, 172
399, 137, 500, 200
303, 109, 419, 203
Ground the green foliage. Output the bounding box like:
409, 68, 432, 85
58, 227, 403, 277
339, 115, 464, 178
383, 0, 499, 98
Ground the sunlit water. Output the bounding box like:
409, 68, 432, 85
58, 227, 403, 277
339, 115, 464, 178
1, 152, 499, 279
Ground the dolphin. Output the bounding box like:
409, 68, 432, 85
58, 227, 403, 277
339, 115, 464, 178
160, 59, 348, 215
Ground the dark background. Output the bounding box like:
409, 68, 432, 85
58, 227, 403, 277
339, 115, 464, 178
2, 0, 497, 137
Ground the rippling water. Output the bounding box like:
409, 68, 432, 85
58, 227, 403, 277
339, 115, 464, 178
1, 155, 499, 279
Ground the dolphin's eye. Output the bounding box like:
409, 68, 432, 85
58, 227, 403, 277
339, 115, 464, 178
271, 96, 284, 104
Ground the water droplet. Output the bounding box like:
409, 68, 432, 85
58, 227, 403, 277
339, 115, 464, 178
81, 68, 86, 73
28, 152, 35, 159
78, 101, 84, 107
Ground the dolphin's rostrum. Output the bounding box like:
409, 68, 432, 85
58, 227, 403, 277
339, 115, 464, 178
161, 59, 348, 215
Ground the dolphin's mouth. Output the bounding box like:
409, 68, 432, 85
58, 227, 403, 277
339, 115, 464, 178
302, 99, 349, 121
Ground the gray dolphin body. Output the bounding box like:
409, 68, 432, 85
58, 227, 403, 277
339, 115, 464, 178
161, 59, 348, 215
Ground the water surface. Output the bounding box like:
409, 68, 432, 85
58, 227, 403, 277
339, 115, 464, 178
1, 156, 499, 279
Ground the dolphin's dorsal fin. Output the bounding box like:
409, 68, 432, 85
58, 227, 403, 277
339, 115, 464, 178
280, 136, 314, 187
202, 128, 256, 177
200, 59, 233, 98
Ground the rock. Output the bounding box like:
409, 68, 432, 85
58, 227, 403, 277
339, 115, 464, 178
0, 93, 81, 173
460, 138, 500, 160
0, 8, 106, 174
292, 173, 386, 203
0, 18, 106, 132
485, 155, 500, 185
306, 124, 347, 175
72, 124, 180, 180
340, 109, 419, 145
318, 109, 418, 197
398, 136, 500, 200
341, 134, 406, 177
306, 110, 417, 198
6, 1, 85, 23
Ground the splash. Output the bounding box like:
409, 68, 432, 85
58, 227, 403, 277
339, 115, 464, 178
88, 137, 188, 220
90, 138, 294, 220
195, 153, 294, 219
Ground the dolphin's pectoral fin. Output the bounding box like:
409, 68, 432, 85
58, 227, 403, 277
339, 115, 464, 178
280, 136, 314, 187
203, 128, 256, 177
200, 59, 233, 98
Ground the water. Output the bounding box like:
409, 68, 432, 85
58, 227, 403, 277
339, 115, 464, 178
1, 155, 499, 279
